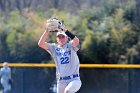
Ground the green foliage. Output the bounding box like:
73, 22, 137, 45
79, 0, 138, 64
0, 0, 139, 65
0, 8, 80, 62
81, 30, 110, 64
81, 30, 94, 63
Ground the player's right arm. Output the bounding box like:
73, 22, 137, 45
38, 28, 49, 50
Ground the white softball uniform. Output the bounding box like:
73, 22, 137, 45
0, 67, 11, 93
46, 41, 81, 93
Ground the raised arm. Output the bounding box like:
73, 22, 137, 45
71, 36, 79, 47
38, 28, 50, 50
64, 29, 79, 47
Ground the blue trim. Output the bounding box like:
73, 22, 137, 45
60, 74, 79, 80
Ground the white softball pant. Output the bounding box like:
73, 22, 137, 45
57, 79, 81, 93
1, 78, 11, 93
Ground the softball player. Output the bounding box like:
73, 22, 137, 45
38, 19, 82, 93
0, 62, 11, 93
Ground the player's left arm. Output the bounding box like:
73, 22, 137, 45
63, 27, 79, 47
71, 36, 79, 47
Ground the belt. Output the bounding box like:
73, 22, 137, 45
60, 74, 79, 80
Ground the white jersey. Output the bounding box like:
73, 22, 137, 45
0, 67, 11, 80
46, 41, 80, 77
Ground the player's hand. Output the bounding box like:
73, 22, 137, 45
56, 73, 60, 80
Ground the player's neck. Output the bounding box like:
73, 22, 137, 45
59, 43, 66, 47
59, 44, 64, 47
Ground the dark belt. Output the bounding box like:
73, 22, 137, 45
60, 74, 79, 80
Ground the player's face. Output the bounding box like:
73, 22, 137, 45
56, 34, 68, 46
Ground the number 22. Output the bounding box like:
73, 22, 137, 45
60, 57, 69, 64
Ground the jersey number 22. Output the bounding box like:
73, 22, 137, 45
60, 57, 69, 64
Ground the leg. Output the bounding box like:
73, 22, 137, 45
1, 81, 11, 93
64, 80, 81, 93
57, 81, 67, 93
